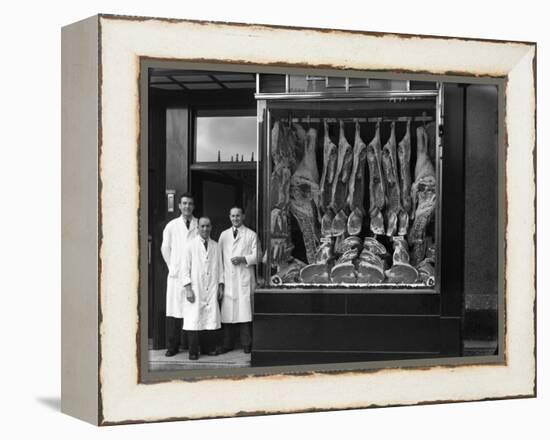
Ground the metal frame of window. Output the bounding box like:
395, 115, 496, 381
255, 84, 443, 293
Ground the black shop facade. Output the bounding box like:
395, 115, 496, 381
146, 63, 500, 368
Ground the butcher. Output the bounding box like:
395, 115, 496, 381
160, 193, 198, 357
179, 217, 224, 360
218, 207, 259, 354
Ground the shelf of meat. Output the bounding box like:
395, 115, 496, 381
267, 109, 438, 289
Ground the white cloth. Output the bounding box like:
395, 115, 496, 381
160, 216, 198, 318
179, 236, 224, 331
218, 225, 259, 323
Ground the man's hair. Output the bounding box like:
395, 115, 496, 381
229, 206, 245, 215
198, 216, 211, 225
178, 192, 195, 204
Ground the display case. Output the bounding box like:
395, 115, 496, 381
252, 75, 456, 366
256, 78, 442, 290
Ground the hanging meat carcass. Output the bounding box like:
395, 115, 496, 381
289, 125, 321, 264
385, 236, 419, 284
346, 121, 368, 236
397, 119, 412, 233
319, 120, 338, 236
330, 120, 354, 236
409, 125, 437, 265
270, 207, 291, 265
270, 121, 293, 266
270, 121, 291, 209
300, 239, 334, 283
366, 122, 386, 235
381, 121, 406, 237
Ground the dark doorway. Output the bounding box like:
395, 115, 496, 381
191, 167, 256, 240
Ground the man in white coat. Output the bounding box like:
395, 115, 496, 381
160, 193, 198, 357
218, 207, 259, 354
179, 217, 224, 360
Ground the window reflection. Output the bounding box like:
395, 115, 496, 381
195, 116, 257, 162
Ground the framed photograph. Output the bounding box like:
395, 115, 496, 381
61, 14, 536, 425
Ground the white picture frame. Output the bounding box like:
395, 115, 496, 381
61, 14, 536, 425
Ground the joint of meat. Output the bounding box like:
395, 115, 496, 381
313, 239, 336, 264
357, 249, 385, 283
339, 235, 362, 254
391, 236, 411, 264
347, 206, 363, 236
336, 248, 359, 264
300, 239, 334, 284
417, 258, 436, 286
270, 238, 294, 267
331, 244, 360, 283
331, 209, 349, 238
321, 208, 335, 237
271, 258, 306, 285
384, 237, 418, 284
330, 262, 357, 283
409, 175, 437, 265
363, 237, 388, 257
334, 231, 348, 255
366, 122, 386, 235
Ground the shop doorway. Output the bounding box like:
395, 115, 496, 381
191, 167, 256, 240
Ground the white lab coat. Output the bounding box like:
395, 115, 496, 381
179, 236, 224, 331
161, 216, 198, 318
218, 225, 259, 323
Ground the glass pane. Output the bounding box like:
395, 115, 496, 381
259, 74, 285, 93
267, 100, 438, 288
195, 116, 257, 162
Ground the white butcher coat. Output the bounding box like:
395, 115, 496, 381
218, 225, 259, 323
161, 216, 198, 318
179, 236, 224, 331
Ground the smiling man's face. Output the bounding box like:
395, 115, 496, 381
229, 207, 244, 229
198, 217, 212, 240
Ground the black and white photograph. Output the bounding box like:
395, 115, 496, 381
145, 66, 502, 372
52, 4, 539, 428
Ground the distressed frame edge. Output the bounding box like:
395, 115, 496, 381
61, 14, 101, 425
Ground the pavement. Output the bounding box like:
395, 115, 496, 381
148, 348, 251, 371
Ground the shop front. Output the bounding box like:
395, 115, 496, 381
148, 66, 499, 368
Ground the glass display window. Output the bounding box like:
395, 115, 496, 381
257, 96, 441, 289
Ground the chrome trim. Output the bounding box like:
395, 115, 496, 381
255, 90, 439, 101
435, 82, 444, 292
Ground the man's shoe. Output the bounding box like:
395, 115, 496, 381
165, 349, 178, 357
189, 353, 198, 360
207, 347, 222, 356
243, 346, 251, 354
